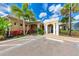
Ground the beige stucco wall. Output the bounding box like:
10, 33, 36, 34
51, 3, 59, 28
9, 18, 43, 32
10, 19, 24, 31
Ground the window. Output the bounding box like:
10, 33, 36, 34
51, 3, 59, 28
25, 25, 27, 27
14, 22, 16, 25
20, 24, 23, 26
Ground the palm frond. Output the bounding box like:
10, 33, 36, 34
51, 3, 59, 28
11, 5, 23, 18
22, 3, 28, 13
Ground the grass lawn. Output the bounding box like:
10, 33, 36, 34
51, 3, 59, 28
60, 29, 79, 38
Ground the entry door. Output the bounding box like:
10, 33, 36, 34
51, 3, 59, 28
51, 26, 53, 33
48, 26, 53, 33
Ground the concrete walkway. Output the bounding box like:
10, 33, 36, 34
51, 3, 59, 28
45, 34, 79, 42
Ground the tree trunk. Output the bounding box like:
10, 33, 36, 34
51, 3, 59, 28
69, 3, 72, 36
23, 19, 26, 35
66, 22, 69, 31
8, 18, 11, 36
26, 24, 30, 34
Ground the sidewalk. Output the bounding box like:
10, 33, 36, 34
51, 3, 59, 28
44, 34, 79, 43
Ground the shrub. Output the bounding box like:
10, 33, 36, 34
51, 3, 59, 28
36, 28, 44, 35
10, 30, 23, 36
0, 35, 5, 40
0, 17, 11, 39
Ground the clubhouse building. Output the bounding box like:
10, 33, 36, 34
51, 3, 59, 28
5, 15, 59, 36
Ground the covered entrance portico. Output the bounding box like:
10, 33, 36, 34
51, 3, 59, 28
26, 21, 44, 34
44, 18, 59, 35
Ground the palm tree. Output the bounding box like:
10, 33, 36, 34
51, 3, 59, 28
61, 16, 75, 30
61, 3, 79, 36
11, 3, 36, 35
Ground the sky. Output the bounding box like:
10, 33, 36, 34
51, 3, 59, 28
0, 3, 79, 22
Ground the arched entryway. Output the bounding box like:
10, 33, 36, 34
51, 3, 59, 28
48, 24, 53, 33
44, 23, 59, 35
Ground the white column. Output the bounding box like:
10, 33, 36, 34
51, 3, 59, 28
53, 23, 56, 35
56, 23, 59, 35
44, 25, 48, 34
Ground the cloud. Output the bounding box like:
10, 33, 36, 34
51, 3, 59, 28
74, 15, 79, 20
49, 4, 55, 12
0, 12, 5, 15
54, 4, 62, 12
48, 4, 62, 19
50, 14, 59, 18
0, 12, 8, 17
49, 4, 62, 13
39, 12, 47, 18
1, 4, 11, 12
5, 6, 11, 12
0, 4, 11, 17
1, 6, 11, 13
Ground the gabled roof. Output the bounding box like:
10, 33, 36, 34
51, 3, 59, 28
4, 14, 42, 24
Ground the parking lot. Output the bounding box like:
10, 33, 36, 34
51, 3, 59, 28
0, 35, 79, 56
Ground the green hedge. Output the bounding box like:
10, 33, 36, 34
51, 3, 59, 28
36, 28, 44, 35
